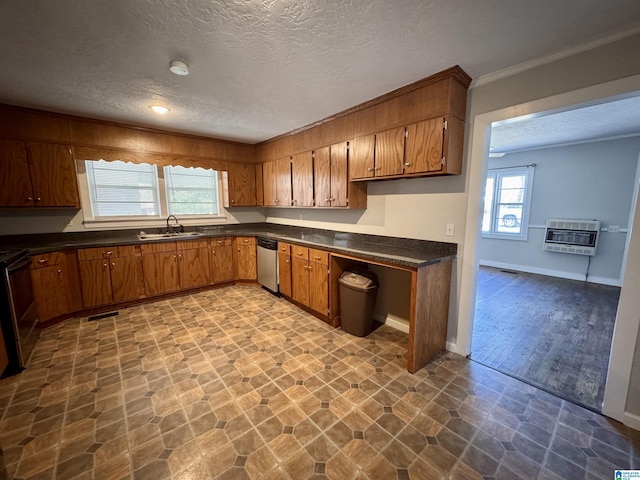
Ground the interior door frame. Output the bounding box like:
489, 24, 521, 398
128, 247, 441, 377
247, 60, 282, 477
457, 73, 640, 427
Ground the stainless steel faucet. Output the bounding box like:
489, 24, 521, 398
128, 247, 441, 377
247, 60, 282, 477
166, 215, 184, 233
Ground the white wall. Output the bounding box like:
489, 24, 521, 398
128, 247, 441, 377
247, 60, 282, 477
478, 137, 640, 285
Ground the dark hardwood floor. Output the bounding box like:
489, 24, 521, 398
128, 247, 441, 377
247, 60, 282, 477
471, 266, 620, 411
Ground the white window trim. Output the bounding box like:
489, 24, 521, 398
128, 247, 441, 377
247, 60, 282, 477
76, 160, 227, 230
481, 166, 535, 241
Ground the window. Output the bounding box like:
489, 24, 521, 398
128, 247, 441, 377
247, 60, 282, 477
482, 166, 534, 240
164, 166, 219, 216
86, 160, 160, 217
82, 159, 222, 222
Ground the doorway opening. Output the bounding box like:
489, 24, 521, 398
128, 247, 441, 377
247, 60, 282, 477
469, 96, 640, 412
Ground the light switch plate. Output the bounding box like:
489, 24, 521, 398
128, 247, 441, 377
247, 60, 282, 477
609, 225, 620, 233
445, 223, 455, 236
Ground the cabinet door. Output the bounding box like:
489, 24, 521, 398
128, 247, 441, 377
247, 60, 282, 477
349, 135, 375, 180
278, 253, 292, 297
291, 151, 313, 207
79, 259, 113, 308
255, 163, 264, 206
313, 146, 331, 207
31, 266, 70, 321
228, 162, 257, 206
308, 260, 329, 316
0, 140, 35, 207
142, 252, 180, 296
110, 255, 140, 303
0, 326, 8, 376
27, 143, 80, 207
233, 239, 257, 280
330, 142, 348, 207
262, 161, 277, 206
211, 244, 234, 284
404, 117, 444, 174
179, 247, 210, 289
275, 157, 292, 206
291, 257, 309, 306
375, 127, 405, 177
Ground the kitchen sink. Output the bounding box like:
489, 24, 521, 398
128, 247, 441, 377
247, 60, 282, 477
137, 231, 203, 240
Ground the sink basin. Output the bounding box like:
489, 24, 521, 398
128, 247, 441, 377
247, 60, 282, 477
137, 232, 202, 241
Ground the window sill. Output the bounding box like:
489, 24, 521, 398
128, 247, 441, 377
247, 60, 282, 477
481, 232, 529, 241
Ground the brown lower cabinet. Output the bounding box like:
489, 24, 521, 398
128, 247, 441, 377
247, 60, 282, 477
278, 242, 292, 297
290, 244, 329, 316
233, 237, 257, 280
30, 252, 70, 322
141, 240, 210, 296
210, 238, 234, 284
78, 245, 141, 308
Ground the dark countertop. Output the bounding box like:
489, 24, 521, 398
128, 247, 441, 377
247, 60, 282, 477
0, 223, 457, 269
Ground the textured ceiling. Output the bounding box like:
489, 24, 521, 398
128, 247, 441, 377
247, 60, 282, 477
1, 1, 640, 143
490, 95, 640, 153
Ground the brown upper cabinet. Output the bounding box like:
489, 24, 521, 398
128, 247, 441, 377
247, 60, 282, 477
227, 162, 257, 207
291, 151, 314, 207
263, 157, 292, 207
314, 142, 362, 208
0, 140, 79, 207
350, 115, 462, 180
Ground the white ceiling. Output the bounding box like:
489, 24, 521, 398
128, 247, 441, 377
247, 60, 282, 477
1, 1, 640, 144
490, 95, 640, 153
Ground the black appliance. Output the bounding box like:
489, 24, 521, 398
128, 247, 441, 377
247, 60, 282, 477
0, 249, 40, 376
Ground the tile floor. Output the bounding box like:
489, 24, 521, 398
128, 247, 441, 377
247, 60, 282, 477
0, 285, 638, 479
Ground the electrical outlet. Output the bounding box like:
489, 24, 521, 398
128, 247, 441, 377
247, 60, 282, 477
445, 223, 455, 236
609, 225, 620, 233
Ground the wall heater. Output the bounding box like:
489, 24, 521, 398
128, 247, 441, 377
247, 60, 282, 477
543, 218, 601, 256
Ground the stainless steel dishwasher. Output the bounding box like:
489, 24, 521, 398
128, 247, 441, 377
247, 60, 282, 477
257, 237, 278, 295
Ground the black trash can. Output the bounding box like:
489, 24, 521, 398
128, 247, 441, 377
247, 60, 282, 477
338, 269, 379, 337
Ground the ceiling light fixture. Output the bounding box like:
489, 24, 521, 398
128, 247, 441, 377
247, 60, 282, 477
150, 105, 170, 114
169, 60, 189, 76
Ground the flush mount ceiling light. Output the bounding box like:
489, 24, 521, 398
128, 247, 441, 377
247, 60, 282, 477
150, 105, 170, 114
169, 60, 189, 76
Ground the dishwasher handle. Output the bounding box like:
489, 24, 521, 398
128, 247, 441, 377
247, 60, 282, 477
257, 237, 278, 250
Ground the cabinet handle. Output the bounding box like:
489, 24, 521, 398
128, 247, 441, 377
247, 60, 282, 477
218, 241, 224, 245
111, 262, 115, 267
274, 199, 279, 203
297, 252, 304, 256
231, 199, 236, 203
286, 259, 289, 263
57, 269, 62, 275
105, 251, 113, 256
212, 250, 216, 254
103, 263, 108, 268
314, 256, 321, 260
367, 167, 374, 172
37, 259, 49, 264
308, 266, 312, 271
243, 239, 249, 243
35, 197, 41, 202
25, 197, 32, 202
237, 248, 241, 252
179, 254, 182, 259
404, 163, 411, 167
173, 255, 177, 260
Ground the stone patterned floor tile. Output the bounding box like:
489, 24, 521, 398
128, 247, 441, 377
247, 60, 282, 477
0, 285, 638, 479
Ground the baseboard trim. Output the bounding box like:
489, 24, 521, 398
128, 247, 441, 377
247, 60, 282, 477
622, 411, 640, 430
374, 313, 409, 334
446, 342, 457, 353
478, 260, 621, 287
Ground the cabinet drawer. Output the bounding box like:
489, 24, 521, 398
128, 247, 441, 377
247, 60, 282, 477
177, 239, 208, 250
291, 245, 309, 260
309, 249, 329, 265
211, 237, 233, 247
235, 236, 256, 246
278, 242, 292, 255
30, 251, 64, 269
78, 244, 137, 261
140, 241, 177, 254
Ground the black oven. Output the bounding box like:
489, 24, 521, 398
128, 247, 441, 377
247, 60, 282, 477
0, 249, 40, 376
